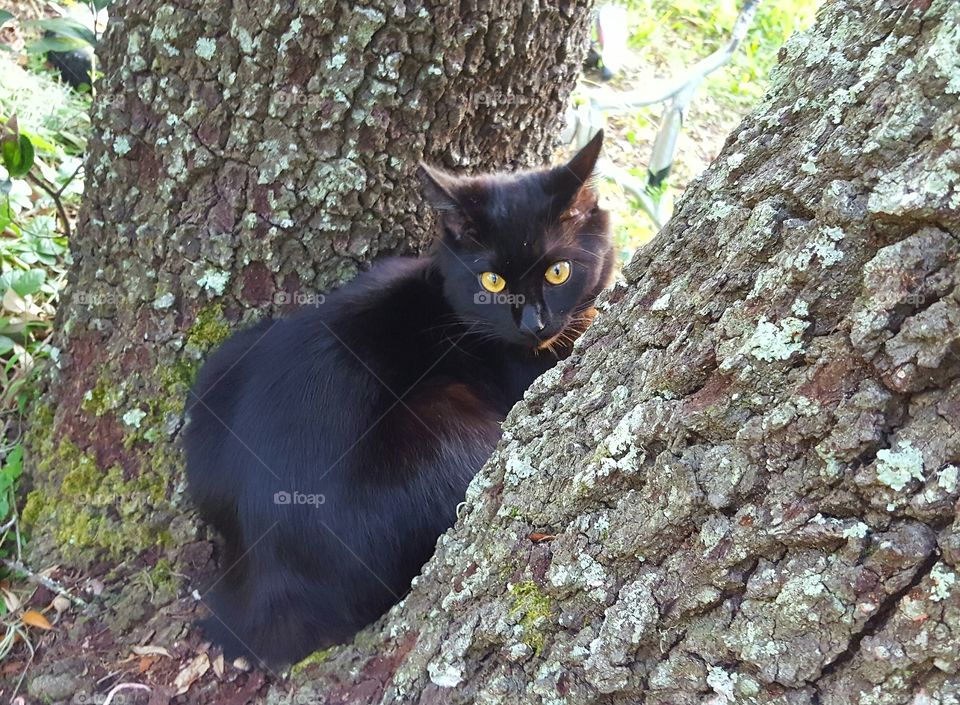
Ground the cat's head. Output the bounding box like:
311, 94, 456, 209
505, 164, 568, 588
420, 130, 614, 351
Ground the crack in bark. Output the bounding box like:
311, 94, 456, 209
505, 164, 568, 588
817, 551, 939, 683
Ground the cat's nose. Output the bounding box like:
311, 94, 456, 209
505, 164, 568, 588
519, 305, 545, 335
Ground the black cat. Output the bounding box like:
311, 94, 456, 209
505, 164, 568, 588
183, 130, 614, 667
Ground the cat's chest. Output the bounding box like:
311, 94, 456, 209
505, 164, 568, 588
429, 345, 555, 414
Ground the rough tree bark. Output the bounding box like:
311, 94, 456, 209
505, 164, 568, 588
21, 0, 591, 565
275, 1, 959, 703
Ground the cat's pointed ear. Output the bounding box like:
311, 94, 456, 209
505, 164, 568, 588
548, 129, 603, 206
418, 162, 469, 240
418, 163, 461, 212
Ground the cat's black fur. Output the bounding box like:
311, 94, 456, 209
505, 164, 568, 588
183, 131, 614, 667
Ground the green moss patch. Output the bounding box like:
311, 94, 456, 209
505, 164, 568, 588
510, 580, 553, 656
186, 303, 231, 351
23, 406, 177, 565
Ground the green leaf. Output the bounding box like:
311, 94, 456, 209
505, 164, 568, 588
92, 0, 115, 10
25, 36, 88, 54
30, 17, 97, 47
0, 10, 13, 28
1, 134, 35, 178
11, 269, 45, 297
2, 445, 23, 481
0, 335, 14, 356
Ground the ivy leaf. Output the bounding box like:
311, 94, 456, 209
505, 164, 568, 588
11, 269, 45, 297
29, 18, 97, 47
2, 444, 23, 481
1, 134, 35, 178
25, 36, 88, 54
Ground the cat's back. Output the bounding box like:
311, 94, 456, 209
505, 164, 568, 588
183, 257, 441, 482
188, 256, 434, 403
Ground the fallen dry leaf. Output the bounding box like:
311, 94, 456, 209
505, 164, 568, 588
173, 653, 210, 695
212, 653, 224, 678
132, 645, 172, 658
139, 656, 155, 673
2, 588, 21, 612
21, 609, 53, 630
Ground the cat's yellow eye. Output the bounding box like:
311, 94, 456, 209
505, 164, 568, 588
545, 261, 572, 285
480, 272, 506, 293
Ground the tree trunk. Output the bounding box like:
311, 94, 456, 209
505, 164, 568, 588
22, 0, 592, 568
280, 0, 960, 703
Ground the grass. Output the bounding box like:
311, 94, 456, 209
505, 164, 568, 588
590, 0, 821, 255
623, 0, 820, 108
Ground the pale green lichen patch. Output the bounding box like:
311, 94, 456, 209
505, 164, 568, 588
427, 661, 463, 688
122, 408, 147, 428
930, 9, 960, 94
82, 376, 125, 416
938, 465, 958, 493
114, 136, 131, 156
548, 552, 608, 602
197, 268, 230, 295
706, 666, 737, 704
194, 37, 216, 59
876, 440, 925, 491
929, 563, 956, 602
504, 446, 537, 486
153, 292, 176, 309
743, 317, 809, 362
842, 522, 870, 539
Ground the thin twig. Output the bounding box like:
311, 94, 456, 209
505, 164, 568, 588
25, 172, 72, 239
54, 163, 84, 199
1, 558, 87, 607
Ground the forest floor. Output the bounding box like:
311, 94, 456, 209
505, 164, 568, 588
0, 0, 819, 702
